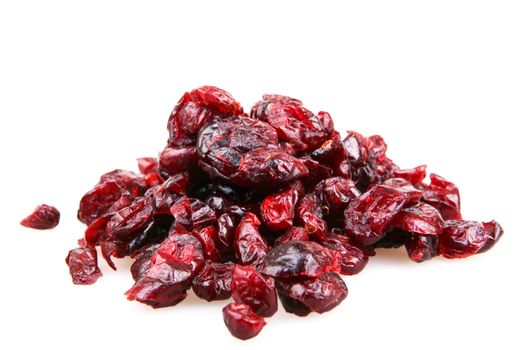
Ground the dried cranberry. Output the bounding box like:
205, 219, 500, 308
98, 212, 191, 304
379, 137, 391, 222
315, 177, 360, 214
260, 241, 339, 278
192, 261, 234, 301
438, 220, 503, 259
192, 226, 221, 261
137, 157, 158, 175
231, 265, 278, 317
170, 197, 216, 231
321, 234, 369, 275
65, 244, 103, 285
222, 303, 266, 340
78, 181, 126, 225
21, 204, 60, 230
393, 202, 444, 236
276, 272, 347, 314
130, 244, 159, 281
152, 233, 204, 275
234, 213, 269, 267
296, 193, 327, 240
106, 198, 154, 242
159, 146, 198, 175
420, 174, 461, 220
260, 185, 301, 231
345, 185, 407, 245
393, 165, 427, 185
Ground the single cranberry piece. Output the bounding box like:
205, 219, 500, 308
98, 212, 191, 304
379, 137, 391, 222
21, 204, 60, 230
65, 244, 103, 285
438, 220, 503, 259
78, 181, 126, 225
296, 193, 327, 240
158, 146, 198, 175
380, 178, 423, 204
419, 174, 461, 220
276, 272, 348, 314
315, 177, 360, 214
393, 165, 427, 185
260, 185, 300, 231
231, 265, 278, 317
393, 202, 444, 236
152, 233, 204, 275
192, 261, 234, 301
321, 234, 369, 275
192, 226, 221, 261
130, 244, 159, 281
344, 185, 407, 245
137, 157, 158, 175
260, 241, 340, 278
234, 213, 269, 267
222, 303, 266, 340
170, 197, 216, 231
105, 198, 154, 242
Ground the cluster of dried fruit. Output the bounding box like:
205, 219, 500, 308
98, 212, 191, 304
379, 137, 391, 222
21, 86, 503, 340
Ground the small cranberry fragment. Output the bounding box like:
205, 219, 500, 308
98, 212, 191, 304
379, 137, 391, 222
223, 303, 266, 340
21, 204, 60, 230
137, 157, 158, 175
231, 265, 278, 317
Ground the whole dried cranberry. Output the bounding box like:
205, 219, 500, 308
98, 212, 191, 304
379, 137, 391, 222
170, 197, 216, 231
66, 243, 103, 285
130, 244, 159, 281
217, 206, 248, 253
276, 272, 348, 314
21, 204, 60, 230
159, 146, 198, 175
250, 94, 332, 152
78, 181, 126, 225
380, 178, 423, 204
234, 213, 269, 267
260, 241, 340, 278
222, 303, 266, 340
192, 261, 234, 301
231, 147, 309, 190
152, 233, 204, 275
438, 220, 503, 259
231, 265, 278, 317
419, 174, 461, 220
345, 185, 407, 245
192, 226, 221, 261
393, 202, 444, 236
167, 86, 243, 147
106, 198, 154, 242
321, 234, 369, 275
296, 193, 327, 240
260, 184, 301, 231
315, 177, 360, 214
311, 132, 349, 176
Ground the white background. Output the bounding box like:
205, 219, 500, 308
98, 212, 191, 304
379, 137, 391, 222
1, 1, 521, 349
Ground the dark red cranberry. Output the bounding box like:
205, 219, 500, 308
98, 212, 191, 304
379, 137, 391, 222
321, 234, 369, 275
405, 234, 438, 262
274, 226, 309, 245
222, 303, 266, 340
234, 213, 269, 267
137, 157, 158, 175
276, 272, 348, 314
393, 165, 427, 185
192, 261, 234, 301
65, 242, 103, 285
260, 241, 340, 278
21, 204, 60, 230
231, 265, 278, 317
260, 184, 301, 231
393, 202, 444, 236
419, 174, 461, 220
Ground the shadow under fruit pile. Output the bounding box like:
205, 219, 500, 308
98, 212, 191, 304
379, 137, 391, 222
22, 86, 504, 340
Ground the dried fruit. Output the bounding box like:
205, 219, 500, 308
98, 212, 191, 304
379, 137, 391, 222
22, 86, 503, 340
222, 303, 266, 340
21, 204, 60, 229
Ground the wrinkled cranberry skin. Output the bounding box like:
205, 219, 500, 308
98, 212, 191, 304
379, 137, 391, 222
315, 177, 360, 214
345, 185, 407, 245
21, 204, 60, 230
380, 178, 423, 204
78, 181, 126, 225
159, 146, 198, 175
260, 185, 300, 231
405, 234, 438, 262
170, 197, 216, 231
66, 244, 103, 285
260, 241, 340, 278
130, 244, 159, 281
106, 198, 154, 242
251, 94, 332, 152
197, 116, 279, 179
438, 220, 503, 259
234, 213, 269, 267
231, 147, 309, 190
393, 203, 444, 236
277, 288, 312, 317
192, 226, 221, 261
152, 233, 204, 275
276, 272, 348, 314
222, 303, 266, 340
167, 86, 243, 147
192, 261, 234, 301
321, 234, 369, 275
231, 265, 278, 317
296, 193, 327, 240
420, 174, 461, 220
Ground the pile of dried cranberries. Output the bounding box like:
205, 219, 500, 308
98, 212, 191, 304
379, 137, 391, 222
22, 86, 504, 340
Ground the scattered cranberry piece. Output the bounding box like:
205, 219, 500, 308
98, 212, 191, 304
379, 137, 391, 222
222, 303, 266, 340
65, 242, 103, 285
21, 204, 60, 230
